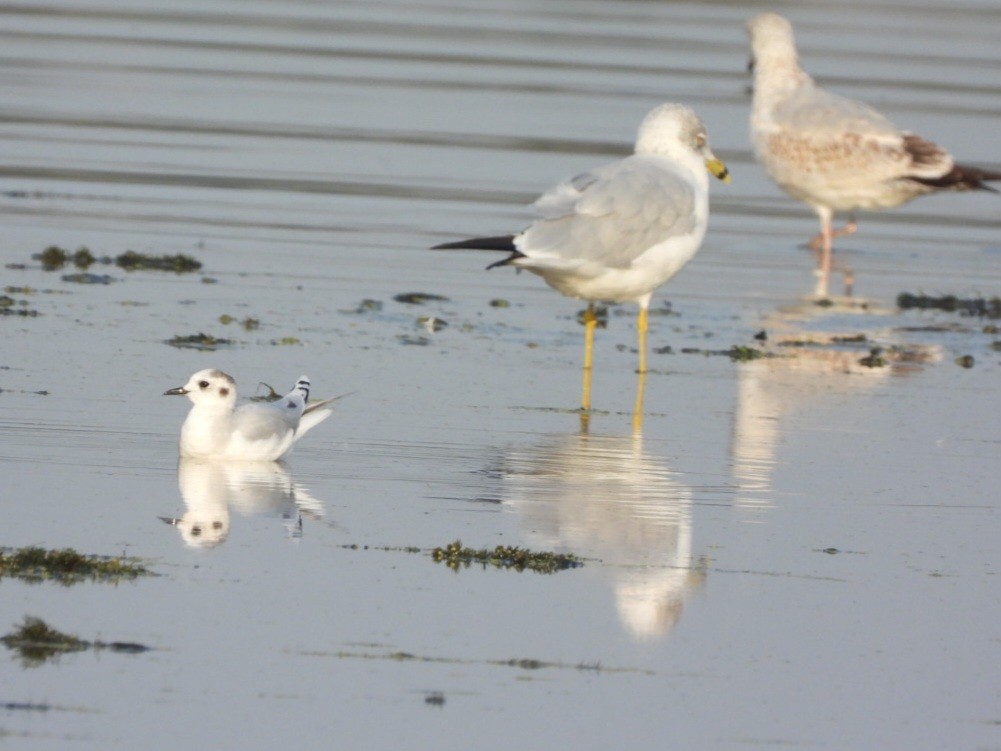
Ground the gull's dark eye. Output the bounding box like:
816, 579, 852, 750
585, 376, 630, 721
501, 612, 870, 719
198, 380, 210, 389
694, 133, 707, 148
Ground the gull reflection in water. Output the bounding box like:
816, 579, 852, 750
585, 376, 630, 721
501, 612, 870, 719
731, 299, 941, 515
162, 458, 325, 548
499, 432, 703, 641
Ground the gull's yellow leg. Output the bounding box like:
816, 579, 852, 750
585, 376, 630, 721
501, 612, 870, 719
631, 369, 647, 433
581, 302, 596, 412
636, 306, 649, 375
632, 306, 649, 431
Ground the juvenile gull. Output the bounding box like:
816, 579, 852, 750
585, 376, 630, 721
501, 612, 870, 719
433, 103, 729, 415
747, 12, 1001, 297
164, 369, 337, 461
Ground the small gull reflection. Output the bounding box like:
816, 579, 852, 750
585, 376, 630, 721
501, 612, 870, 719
161, 458, 324, 548
498, 432, 703, 641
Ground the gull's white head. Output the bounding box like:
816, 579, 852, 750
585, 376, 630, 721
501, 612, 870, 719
635, 103, 730, 183
164, 368, 237, 410
747, 13, 800, 74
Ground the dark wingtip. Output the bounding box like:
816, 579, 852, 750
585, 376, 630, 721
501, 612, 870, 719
431, 234, 518, 251
486, 251, 527, 270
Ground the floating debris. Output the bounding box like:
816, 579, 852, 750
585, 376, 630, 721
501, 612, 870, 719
489, 298, 510, 308
2, 616, 152, 668
431, 540, 583, 574
0, 546, 153, 585
955, 355, 975, 369
2, 617, 87, 667
679, 345, 772, 361
397, 334, 431, 346
270, 336, 300, 346
166, 333, 235, 351
897, 292, 1001, 319
346, 299, 383, 314
858, 348, 888, 368
394, 292, 449, 305
61, 273, 115, 285
300, 647, 652, 676
34, 246, 201, 273
219, 315, 260, 331
0, 295, 39, 317
37, 246, 95, 271
424, 692, 446, 707
114, 251, 201, 273
418, 316, 448, 333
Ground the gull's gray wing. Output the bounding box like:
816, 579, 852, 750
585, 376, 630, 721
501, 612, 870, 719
232, 399, 302, 442
518, 155, 698, 269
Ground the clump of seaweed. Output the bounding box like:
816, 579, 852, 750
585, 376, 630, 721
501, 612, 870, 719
37, 246, 96, 271
2, 616, 152, 668
679, 345, 773, 361
34, 246, 201, 273
0, 546, 153, 585
431, 540, 583, 574
0, 294, 39, 317
858, 347, 887, 368
955, 355, 975, 369
114, 251, 200, 273
218, 314, 260, 331
394, 292, 449, 305
166, 333, 234, 351
61, 273, 115, 285
897, 292, 1001, 319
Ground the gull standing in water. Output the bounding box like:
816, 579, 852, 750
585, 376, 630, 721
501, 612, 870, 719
164, 369, 337, 461
433, 103, 729, 421
748, 12, 1001, 297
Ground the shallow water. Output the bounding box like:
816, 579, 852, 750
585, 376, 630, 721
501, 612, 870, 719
1, 0, 1000, 749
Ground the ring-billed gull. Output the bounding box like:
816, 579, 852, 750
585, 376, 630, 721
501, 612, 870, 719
432, 103, 729, 416
164, 369, 337, 461
748, 13, 1001, 297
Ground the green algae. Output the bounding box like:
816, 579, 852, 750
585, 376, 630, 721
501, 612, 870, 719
2, 616, 152, 668
898, 292, 1001, 318
114, 251, 201, 272
297, 647, 652, 676
431, 539, 583, 574
166, 333, 235, 351
0, 546, 153, 585
394, 292, 449, 305
35, 245, 201, 274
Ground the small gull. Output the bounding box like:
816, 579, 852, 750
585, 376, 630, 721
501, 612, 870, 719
748, 13, 1001, 297
432, 103, 729, 416
164, 369, 336, 461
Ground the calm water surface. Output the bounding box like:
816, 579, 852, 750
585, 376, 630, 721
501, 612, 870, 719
1, 1, 999, 749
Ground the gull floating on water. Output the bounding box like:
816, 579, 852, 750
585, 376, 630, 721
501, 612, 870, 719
433, 103, 729, 417
747, 12, 1001, 297
164, 369, 336, 461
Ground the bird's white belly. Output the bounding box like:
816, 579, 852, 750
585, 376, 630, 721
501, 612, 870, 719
523, 232, 704, 304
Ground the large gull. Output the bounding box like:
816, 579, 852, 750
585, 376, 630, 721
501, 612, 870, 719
748, 12, 1001, 296
432, 103, 729, 418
